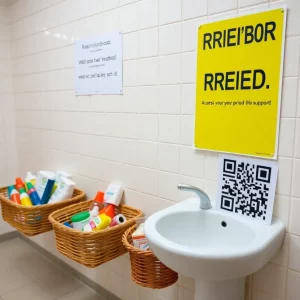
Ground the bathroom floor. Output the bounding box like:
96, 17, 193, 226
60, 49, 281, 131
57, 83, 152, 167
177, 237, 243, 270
0, 238, 105, 300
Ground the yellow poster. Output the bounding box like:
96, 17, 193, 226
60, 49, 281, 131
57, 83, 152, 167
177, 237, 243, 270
195, 8, 286, 158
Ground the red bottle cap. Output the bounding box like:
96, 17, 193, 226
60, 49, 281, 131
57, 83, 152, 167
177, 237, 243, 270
100, 204, 115, 219
15, 177, 25, 190
94, 191, 104, 204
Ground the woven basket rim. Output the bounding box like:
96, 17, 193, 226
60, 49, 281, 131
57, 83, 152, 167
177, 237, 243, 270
122, 224, 156, 257
49, 199, 143, 236
0, 186, 85, 211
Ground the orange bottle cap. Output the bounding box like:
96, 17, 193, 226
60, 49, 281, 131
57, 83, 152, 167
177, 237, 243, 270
94, 191, 104, 204
100, 204, 115, 219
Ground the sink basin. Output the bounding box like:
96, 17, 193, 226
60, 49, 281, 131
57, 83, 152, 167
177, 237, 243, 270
144, 197, 285, 300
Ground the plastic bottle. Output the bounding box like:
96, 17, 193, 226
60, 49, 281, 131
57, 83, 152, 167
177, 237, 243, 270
83, 214, 112, 232
89, 205, 99, 220
15, 177, 25, 191
10, 188, 21, 204
35, 171, 56, 204
48, 177, 76, 204
7, 185, 15, 198
89, 191, 105, 211
25, 172, 36, 192
27, 182, 42, 205
19, 188, 33, 206
99, 204, 115, 219
71, 212, 91, 231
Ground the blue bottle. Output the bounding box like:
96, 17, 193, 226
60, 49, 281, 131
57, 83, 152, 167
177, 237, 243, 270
27, 182, 42, 205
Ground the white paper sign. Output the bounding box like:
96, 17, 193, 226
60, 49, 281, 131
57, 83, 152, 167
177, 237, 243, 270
216, 154, 278, 225
74, 32, 123, 95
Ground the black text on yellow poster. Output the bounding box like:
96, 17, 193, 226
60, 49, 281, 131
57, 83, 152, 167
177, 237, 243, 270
195, 8, 286, 158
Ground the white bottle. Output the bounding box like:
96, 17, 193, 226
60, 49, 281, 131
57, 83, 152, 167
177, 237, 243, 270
89, 205, 99, 220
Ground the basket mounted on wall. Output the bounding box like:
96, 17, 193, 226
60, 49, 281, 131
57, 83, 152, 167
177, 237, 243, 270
49, 199, 143, 268
122, 225, 178, 289
0, 187, 85, 236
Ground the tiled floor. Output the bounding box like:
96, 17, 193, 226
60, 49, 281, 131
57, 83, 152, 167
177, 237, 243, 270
0, 238, 106, 300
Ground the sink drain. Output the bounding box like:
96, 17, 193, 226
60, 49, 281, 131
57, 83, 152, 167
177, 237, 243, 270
221, 221, 227, 227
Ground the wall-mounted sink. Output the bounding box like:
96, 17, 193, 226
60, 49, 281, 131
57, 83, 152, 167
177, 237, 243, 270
144, 186, 285, 300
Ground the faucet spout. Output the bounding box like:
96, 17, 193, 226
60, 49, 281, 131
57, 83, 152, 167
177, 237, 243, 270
177, 184, 212, 210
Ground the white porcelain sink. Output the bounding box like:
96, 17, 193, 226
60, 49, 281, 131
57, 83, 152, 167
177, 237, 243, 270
144, 197, 285, 300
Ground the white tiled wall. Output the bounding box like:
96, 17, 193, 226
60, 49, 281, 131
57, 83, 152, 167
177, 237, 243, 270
5, 0, 300, 299
0, 0, 16, 234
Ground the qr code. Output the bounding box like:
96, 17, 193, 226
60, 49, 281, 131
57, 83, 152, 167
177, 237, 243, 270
218, 155, 278, 223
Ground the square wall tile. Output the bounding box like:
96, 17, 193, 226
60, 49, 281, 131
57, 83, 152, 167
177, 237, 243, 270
139, 27, 159, 58
292, 159, 300, 198
158, 284, 178, 300
159, 143, 180, 174
123, 32, 138, 60
297, 121, 300, 159
159, 22, 182, 55
252, 263, 286, 299
178, 286, 194, 300
289, 234, 300, 272
209, 0, 237, 14
277, 157, 293, 196
285, 0, 300, 36
181, 84, 196, 115
179, 275, 195, 292
289, 198, 300, 235
159, 0, 181, 25
239, 0, 268, 8
159, 115, 181, 143
159, 85, 181, 114
123, 60, 138, 87
181, 115, 194, 146
159, 171, 180, 201
182, 0, 207, 20
205, 152, 219, 181
139, 286, 158, 300
251, 289, 278, 300
281, 78, 298, 118
139, 86, 159, 113
182, 52, 197, 83
271, 233, 289, 267
180, 146, 205, 178
120, 2, 139, 33
273, 194, 290, 230
182, 18, 203, 52
160, 54, 181, 84
283, 37, 300, 77
278, 118, 295, 157
139, 0, 159, 30
287, 269, 300, 300
138, 57, 159, 86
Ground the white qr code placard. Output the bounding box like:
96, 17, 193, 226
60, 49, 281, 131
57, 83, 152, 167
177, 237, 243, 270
216, 154, 278, 225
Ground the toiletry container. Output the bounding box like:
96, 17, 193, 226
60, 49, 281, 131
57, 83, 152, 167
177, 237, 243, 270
110, 214, 127, 227
27, 182, 42, 205
10, 188, 21, 204
48, 177, 76, 204
71, 212, 91, 231
83, 214, 111, 232
19, 188, 32, 206
15, 177, 25, 191
104, 184, 123, 206
35, 171, 56, 204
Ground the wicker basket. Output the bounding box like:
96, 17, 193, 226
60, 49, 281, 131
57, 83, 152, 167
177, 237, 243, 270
122, 225, 178, 289
49, 200, 143, 268
0, 187, 86, 237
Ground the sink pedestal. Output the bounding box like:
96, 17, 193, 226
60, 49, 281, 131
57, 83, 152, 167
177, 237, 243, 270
195, 277, 245, 300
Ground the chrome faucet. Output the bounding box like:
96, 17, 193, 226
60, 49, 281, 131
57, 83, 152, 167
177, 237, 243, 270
177, 184, 212, 210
